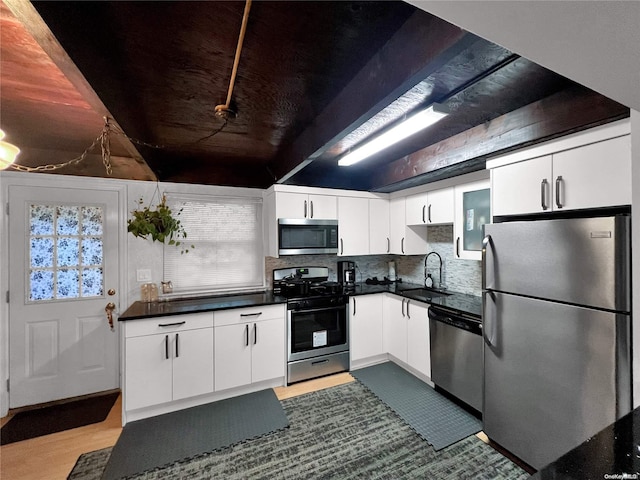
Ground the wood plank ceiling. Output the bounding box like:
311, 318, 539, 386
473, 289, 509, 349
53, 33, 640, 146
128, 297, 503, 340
1, 1, 629, 191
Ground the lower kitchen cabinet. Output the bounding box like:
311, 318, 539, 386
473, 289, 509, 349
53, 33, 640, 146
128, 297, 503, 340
214, 305, 286, 391
124, 313, 214, 411
350, 294, 384, 363
383, 295, 408, 363
406, 300, 430, 378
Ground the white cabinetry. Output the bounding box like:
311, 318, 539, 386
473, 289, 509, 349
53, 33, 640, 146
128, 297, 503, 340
349, 294, 384, 365
405, 300, 430, 378
389, 197, 428, 255
275, 192, 337, 220
213, 305, 285, 391
369, 198, 390, 254
454, 179, 491, 261
383, 295, 408, 363
406, 188, 454, 226
124, 313, 214, 412
490, 127, 631, 216
337, 196, 369, 256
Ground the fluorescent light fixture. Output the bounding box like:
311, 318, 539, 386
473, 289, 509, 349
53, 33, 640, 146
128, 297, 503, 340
0, 129, 20, 170
338, 103, 448, 167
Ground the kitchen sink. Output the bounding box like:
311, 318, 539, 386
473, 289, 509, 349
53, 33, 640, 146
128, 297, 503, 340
401, 288, 451, 300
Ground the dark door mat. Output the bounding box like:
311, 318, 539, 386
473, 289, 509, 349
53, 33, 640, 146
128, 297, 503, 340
351, 362, 482, 450
101, 388, 289, 480
1, 391, 119, 445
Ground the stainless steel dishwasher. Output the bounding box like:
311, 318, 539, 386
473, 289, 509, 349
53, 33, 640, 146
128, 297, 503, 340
429, 305, 483, 413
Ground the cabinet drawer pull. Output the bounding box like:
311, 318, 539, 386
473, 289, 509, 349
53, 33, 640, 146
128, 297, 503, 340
253, 323, 257, 345
555, 176, 564, 208
158, 321, 186, 328
541, 178, 549, 210
175, 333, 180, 358
165, 335, 169, 360
245, 324, 249, 347
240, 312, 262, 317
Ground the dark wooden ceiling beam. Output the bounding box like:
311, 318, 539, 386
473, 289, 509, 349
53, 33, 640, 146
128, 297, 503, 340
369, 85, 629, 190
269, 10, 477, 182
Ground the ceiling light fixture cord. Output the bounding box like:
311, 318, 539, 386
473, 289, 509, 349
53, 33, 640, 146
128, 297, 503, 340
215, 0, 252, 118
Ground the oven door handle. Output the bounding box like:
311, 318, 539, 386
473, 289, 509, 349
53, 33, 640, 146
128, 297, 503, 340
290, 305, 346, 315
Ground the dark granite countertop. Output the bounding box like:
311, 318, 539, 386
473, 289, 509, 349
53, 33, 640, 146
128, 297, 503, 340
530, 407, 640, 479
348, 282, 482, 318
119, 291, 287, 321
119, 283, 481, 321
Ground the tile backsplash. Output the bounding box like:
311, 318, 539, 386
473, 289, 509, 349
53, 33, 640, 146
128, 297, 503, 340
265, 224, 481, 296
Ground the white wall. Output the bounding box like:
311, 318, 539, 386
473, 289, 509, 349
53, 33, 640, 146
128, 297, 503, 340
409, 1, 640, 111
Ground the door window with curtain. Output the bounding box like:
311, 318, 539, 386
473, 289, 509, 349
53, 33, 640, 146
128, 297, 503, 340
163, 193, 264, 294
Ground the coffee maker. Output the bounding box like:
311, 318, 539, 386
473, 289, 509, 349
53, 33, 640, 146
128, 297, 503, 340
337, 260, 356, 289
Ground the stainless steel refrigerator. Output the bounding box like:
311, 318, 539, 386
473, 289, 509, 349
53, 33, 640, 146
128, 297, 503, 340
482, 215, 632, 469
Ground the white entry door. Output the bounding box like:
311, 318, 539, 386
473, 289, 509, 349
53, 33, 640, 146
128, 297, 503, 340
8, 185, 121, 408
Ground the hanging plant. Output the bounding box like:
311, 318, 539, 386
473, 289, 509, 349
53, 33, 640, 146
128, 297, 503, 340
127, 194, 193, 253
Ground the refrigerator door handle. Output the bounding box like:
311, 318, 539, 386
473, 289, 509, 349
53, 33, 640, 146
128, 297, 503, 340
482, 290, 496, 347
482, 234, 493, 290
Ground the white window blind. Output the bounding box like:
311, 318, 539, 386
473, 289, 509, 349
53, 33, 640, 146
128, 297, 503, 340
163, 193, 264, 293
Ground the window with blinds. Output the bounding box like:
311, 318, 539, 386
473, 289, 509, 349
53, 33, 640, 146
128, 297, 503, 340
163, 193, 264, 293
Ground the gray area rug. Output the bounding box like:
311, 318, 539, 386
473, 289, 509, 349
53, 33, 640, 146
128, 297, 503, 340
101, 388, 288, 479
351, 361, 482, 450
68, 381, 527, 480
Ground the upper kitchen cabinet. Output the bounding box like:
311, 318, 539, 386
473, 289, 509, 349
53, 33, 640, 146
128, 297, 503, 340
454, 179, 491, 261
369, 198, 391, 255
406, 188, 454, 226
337, 196, 369, 256
389, 197, 428, 255
275, 192, 337, 220
489, 120, 631, 217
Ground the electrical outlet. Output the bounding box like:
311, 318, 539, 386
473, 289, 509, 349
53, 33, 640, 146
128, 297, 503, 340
136, 269, 152, 282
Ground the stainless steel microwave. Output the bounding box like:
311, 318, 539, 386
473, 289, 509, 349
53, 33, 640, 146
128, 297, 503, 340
278, 219, 339, 255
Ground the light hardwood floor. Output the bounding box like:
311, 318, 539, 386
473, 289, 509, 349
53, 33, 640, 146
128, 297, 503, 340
0, 373, 355, 480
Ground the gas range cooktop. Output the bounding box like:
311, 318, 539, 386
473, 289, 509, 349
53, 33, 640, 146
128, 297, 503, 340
272, 266, 344, 299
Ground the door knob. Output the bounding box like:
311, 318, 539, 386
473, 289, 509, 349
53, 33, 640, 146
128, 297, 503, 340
108, 288, 116, 296
105, 302, 116, 331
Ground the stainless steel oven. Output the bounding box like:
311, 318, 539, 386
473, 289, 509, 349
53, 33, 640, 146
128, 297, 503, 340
273, 266, 350, 384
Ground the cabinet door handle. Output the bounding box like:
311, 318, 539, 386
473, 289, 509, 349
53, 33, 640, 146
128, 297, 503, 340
310, 200, 314, 218
240, 312, 262, 317
304, 200, 308, 218
428, 204, 432, 223
541, 179, 549, 210
245, 324, 249, 347
386, 237, 390, 253
555, 176, 564, 208
401, 237, 405, 254
407, 299, 411, 319
456, 237, 460, 258
401, 298, 405, 317
340, 238, 344, 255
165, 335, 169, 360
253, 323, 257, 345
158, 321, 186, 328
422, 205, 426, 223
352, 298, 357, 316
175, 333, 180, 358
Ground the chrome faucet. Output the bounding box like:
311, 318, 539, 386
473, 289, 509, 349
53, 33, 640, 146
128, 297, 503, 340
424, 251, 443, 289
